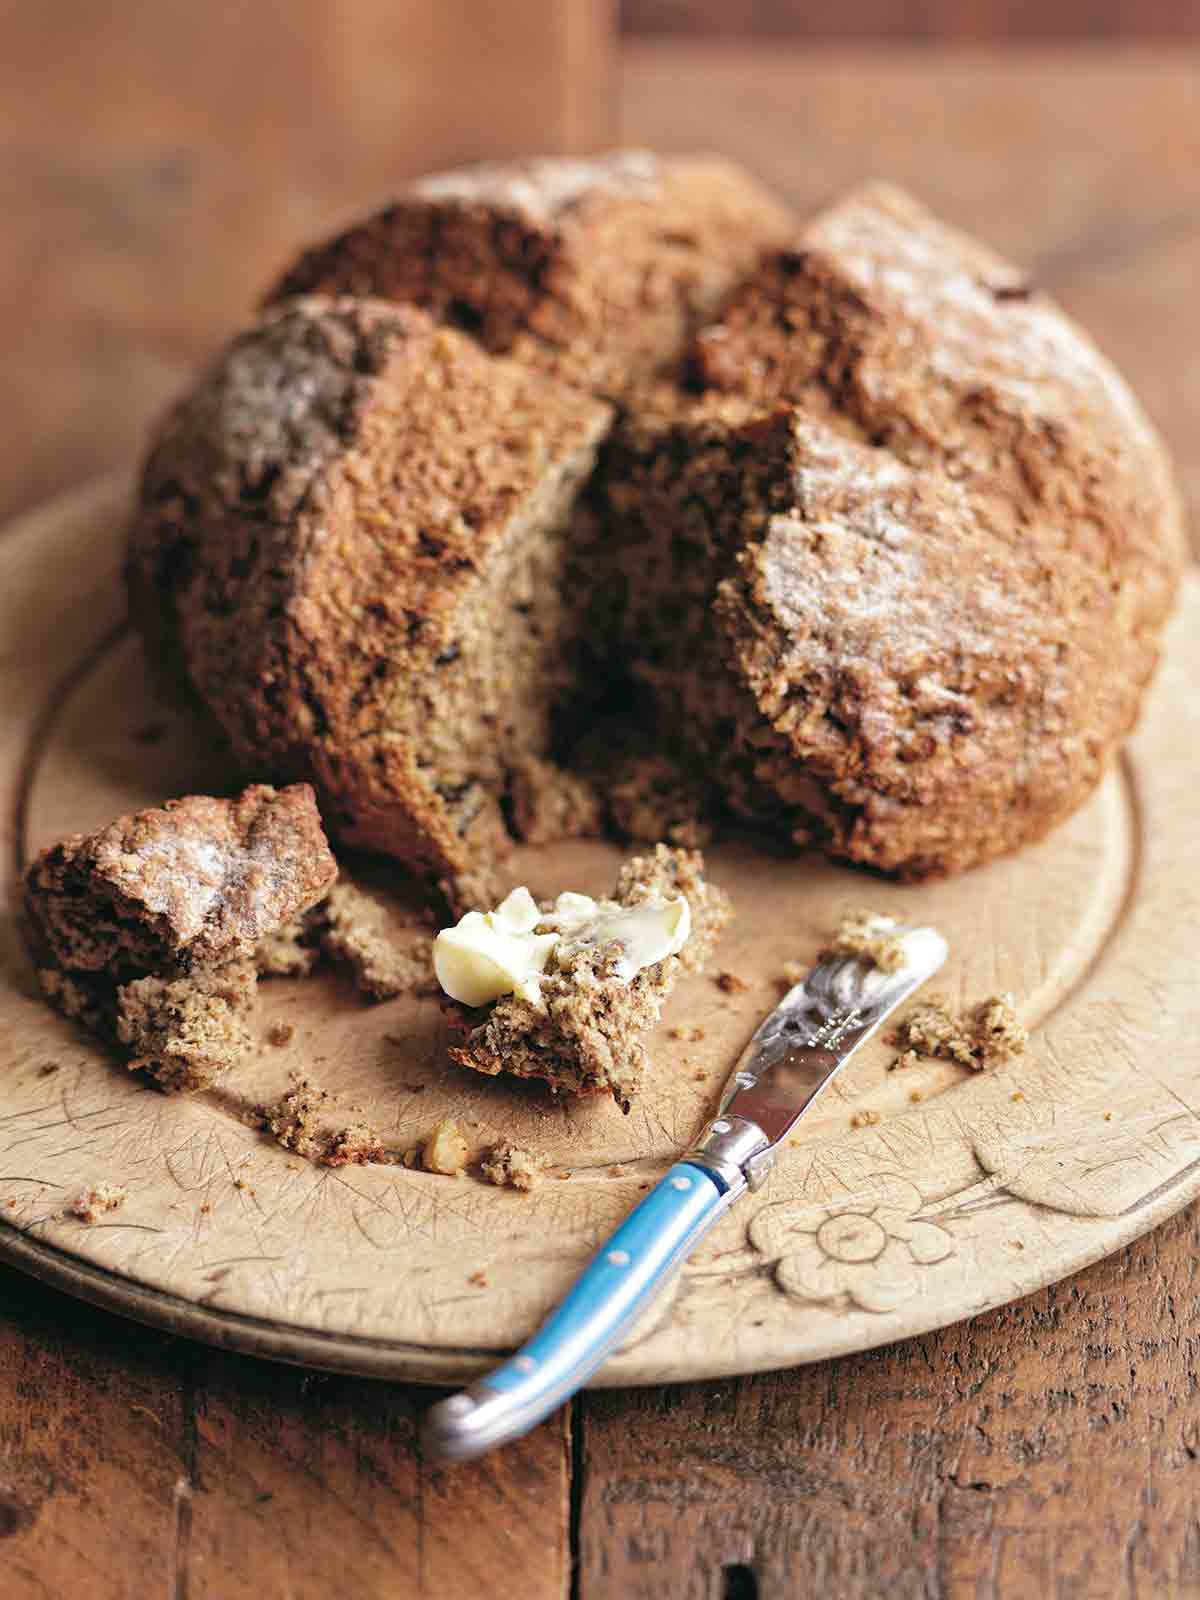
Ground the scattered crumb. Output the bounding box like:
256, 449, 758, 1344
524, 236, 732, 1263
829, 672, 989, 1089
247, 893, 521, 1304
66, 1184, 126, 1223
668, 1024, 706, 1042
422, 1119, 470, 1177
267, 1020, 295, 1047
1011, 1091, 1025, 1103
974, 996, 1029, 1067
467, 1270, 489, 1288
553, 1169, 573, 1181
824, 910, 908, 974
1104, 1111, 1114, 1122
321, 880, 437, 1000
892, 993, 1027, 1072
480, 1140, 547, 1192
38, 1062, 58, 1077
252, 1079, 388, 1167
693, 1070, 708, 1082
716, 971, 748, 995
909, 1090, 923, 1103
199, 1203, 211, 1215
255, 913, 323, 978
849, 1109, 880, 1130
1011, 1239, 1025, 1250
325, 1123, 388, 1167
254, 1079, 330, 1159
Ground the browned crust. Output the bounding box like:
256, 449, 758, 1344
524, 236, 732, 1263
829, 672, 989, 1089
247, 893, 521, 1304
25, 783, 336, 975
128, 174, 1184, 886
606, 183, 1186, 877
266, 152, 795, 398
127, 297, 611, 880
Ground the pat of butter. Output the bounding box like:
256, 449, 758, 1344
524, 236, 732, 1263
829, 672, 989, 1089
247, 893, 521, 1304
434, 886, 691, 1009
434, 887, 559, 1007
548, 894, 690, 979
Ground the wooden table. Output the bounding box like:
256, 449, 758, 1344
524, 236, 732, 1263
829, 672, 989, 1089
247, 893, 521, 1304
4, 45, 1199, 1599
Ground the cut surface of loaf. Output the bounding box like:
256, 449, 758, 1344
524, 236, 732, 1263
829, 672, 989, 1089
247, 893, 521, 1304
128, 297, 613, 880
128, 167, 1185, 884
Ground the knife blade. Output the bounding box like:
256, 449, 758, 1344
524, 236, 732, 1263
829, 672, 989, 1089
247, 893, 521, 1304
694, 922, 949, 1190
422, 922, 946, 1461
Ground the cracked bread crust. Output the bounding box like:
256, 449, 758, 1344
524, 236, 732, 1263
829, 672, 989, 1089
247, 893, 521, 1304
267, 152, 794, 399
127, 297, 612, 880
607, 183, 1185, 876
25, 783, 337, 976
128, 174, 1183, 886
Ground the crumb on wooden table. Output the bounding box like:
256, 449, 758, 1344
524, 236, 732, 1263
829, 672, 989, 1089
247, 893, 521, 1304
38, 1062, 58, 1077
66, 1183, 126, 1222
716, 971, 748, 994
480, 1140, 547, 1192
849, 1109, 880, 1130
467, 1269, 489, 1287
267, 1020, 295, 1047
422, 1119, 470, 1177
668, 1024, 706, 1042
892, 993, 1027, 1071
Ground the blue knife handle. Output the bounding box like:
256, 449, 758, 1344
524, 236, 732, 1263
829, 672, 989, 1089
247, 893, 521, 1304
422, 1161, 737, 1460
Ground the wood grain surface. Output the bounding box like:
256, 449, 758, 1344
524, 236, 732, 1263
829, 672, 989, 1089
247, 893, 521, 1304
0, 0, 614, 526
2, 38, 1198, 1600
621, 1, 1200, 40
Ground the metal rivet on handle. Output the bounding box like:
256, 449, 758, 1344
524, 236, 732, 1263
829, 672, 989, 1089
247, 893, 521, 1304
711, 1120, 731, 1134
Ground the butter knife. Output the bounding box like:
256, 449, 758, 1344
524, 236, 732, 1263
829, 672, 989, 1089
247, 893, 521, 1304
422, 923, 947, 1461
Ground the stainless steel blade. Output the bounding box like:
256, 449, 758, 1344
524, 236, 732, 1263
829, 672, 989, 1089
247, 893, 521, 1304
720, 925, 947, 1146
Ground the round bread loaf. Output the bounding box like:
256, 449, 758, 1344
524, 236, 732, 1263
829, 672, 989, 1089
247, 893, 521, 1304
128, 163, 1184, 884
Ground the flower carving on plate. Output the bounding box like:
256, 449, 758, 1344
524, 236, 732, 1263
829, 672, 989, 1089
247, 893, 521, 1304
748, 1178, 955, 1313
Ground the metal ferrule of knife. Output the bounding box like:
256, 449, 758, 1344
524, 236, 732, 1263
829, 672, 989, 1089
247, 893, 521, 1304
422, 925, 947, 1462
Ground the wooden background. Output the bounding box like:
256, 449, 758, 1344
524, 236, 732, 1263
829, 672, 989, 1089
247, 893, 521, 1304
621, 0, 1200, 38
3, 4, 1200, 1595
